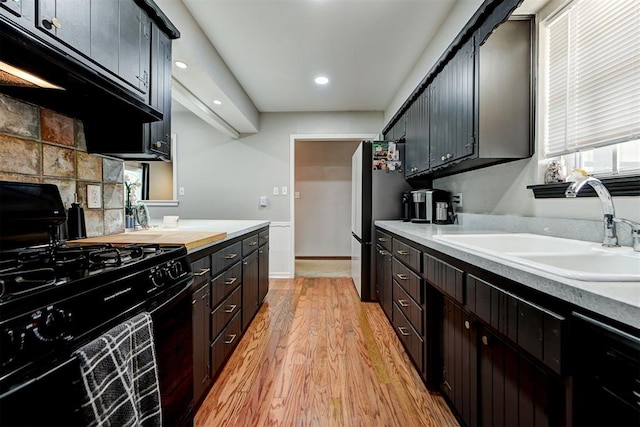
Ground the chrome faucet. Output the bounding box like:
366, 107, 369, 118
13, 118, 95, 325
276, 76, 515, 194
565, 176, 618, 247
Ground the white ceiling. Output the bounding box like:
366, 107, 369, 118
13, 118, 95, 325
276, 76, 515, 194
160, 0, 458, 135
160, 0, 548, 136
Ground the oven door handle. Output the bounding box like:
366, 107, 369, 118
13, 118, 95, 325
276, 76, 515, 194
150, 279, 193, 316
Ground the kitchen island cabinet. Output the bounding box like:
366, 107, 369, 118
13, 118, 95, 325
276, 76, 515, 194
375, 220, 639, 426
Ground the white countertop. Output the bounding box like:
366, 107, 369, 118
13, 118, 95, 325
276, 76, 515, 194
149, 219, 270, 253
376, 220, 640, 330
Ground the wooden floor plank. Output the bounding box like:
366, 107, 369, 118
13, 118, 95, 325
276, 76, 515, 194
195, 278, 459, 427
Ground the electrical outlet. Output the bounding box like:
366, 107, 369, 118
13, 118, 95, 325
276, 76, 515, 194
281, 186, 288, 196
294, 191, 301, 199
179, 187, 185, 196
87, 185, 101, 208
272, 187, 279, 196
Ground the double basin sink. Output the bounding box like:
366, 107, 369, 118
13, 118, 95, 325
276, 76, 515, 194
432, 233, 640, 282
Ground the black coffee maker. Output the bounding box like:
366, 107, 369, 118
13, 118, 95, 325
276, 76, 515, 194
401, 190, 412, 222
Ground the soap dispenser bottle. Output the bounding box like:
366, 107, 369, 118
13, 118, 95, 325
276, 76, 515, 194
67, 193, 87, 239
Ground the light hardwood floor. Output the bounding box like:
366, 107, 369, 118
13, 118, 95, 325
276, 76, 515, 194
195, 278, 459, 427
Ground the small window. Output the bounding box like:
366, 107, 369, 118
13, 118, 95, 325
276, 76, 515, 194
540, 0, 640, 178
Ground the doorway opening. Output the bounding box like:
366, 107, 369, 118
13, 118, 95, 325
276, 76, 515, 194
289, 133, 378, 278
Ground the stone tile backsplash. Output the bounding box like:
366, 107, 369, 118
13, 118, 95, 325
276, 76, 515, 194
0, 94, 124, 237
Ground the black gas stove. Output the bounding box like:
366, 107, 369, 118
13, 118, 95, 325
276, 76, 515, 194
0, 180, 194, 426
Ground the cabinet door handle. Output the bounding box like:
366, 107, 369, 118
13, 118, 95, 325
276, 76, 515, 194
443, 380, 452, 391
378, 250, 387, 255
482, 335, 489, 346
397, 299, 409, 308
192, 299, 197, 306
225, 253, 238, 260
398, 326, 411, 337
193, 268, 210, 276
396, 250, 409, 256
224, 304, 237, 313
42, 17, 62, 30
225, 277, 237, 286
224, 334, 237, 345
396, 273, 408, 281
464, 320, 470, 330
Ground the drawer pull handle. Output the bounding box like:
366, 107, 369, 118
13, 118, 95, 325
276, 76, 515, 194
377, 237, 387, 242
379, 250, 386, 255
193, 268, 210, 276
225, 277, 237, 286
397, 299, 409, 308
396, 250, 409, 256
192, 299, 197, 306
396, 273, 408, 281
225, 253, 238, 260
398, 326, 411, 337
464, 320, 470, 330
225, 304, 237, 313
443, 380, 452, 391
482, 336, 489, 346
225, 334, 237, 345
249, 241, 257, 246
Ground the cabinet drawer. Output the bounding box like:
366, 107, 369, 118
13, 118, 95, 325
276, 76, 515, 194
393, 239, 421, 272
424, 254, 464, 303
211, 262, 241, 308
212, 242, 242, 276
258, 229, 269, 247
466, 275, 564, 374
392, 258, 423, 304
210, 310, 241, 379
242, 234, 259, 256
211, 285, 241, 340
393, 281, 423, 336
375, 229, 392, 251
191, 255, 211, 287
392, 303, 424, 375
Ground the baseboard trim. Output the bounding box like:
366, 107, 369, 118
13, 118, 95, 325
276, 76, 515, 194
295, 256, 351, 260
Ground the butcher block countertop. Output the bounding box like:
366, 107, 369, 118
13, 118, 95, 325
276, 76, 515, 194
68, 220, 271, 253
67, 229, 227, 251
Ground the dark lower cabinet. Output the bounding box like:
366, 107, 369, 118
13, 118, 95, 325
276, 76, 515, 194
442, 298, 477, 427
442, 297, 565, 427
242, 249, 259, 331
375, 244, 393, 321
191, 283, 211, 406
258, 242, 269, 304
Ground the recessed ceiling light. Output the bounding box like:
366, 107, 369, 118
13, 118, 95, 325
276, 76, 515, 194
213, 100, 222, 105
314, 76, 329, 85
175, 61, 188, 69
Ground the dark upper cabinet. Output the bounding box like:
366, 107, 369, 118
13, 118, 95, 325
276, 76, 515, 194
1, 0, 26, 17
405, 90, 430, 179
143, 23, 172, 159
36, 0, 151, 99
429, 37, 475, 171
37, 0, 91, 56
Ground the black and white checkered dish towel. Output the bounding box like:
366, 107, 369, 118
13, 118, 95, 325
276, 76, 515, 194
74, 312, 162, 427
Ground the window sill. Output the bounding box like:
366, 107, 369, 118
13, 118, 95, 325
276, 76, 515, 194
527, 175, 640, 199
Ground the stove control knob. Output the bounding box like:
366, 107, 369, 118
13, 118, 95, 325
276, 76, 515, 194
1, 329, 20, 362
150, 267, 167, 288
167, 261, 183, 279
33, 309, 70, 342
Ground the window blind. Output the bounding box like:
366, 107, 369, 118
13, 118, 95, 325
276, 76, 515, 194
544, 0, 640, 158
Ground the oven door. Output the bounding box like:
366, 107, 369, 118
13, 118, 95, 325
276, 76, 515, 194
0, 279, 194, 427
151, 279, 194, 427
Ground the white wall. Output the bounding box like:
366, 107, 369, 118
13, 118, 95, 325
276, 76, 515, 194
294, 140, 360, 257
150, 110, 383, 277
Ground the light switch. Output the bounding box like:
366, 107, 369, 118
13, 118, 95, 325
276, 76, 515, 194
281, 186, 288, 195
87, 185, 101, 208
259, 196, 268, 207
272, 187, 279, 196
179, 187, 185, 196
294, 191, 301, 199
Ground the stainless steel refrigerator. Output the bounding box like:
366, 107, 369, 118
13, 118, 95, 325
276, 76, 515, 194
351, 140, 411, 301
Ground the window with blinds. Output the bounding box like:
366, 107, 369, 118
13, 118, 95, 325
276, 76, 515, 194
542, 0, 640, 159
